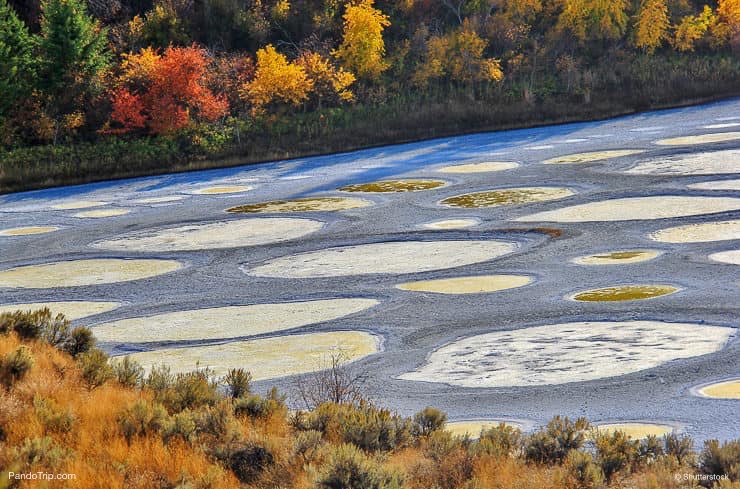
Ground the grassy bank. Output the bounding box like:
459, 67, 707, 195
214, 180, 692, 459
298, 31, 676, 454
1, 309, 738, 488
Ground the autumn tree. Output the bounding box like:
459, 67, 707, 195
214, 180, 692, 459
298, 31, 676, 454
241, 44, 313, 115
633, 0, 670, 53
0, 0, 35, 118
295, 51, 356, 108
718, 0, 740, 48
672, 5, 717, 52
558, 0, 630, 42
333, 0, 391, 81
413, 20, 503, 87
37, 0, 110, 142
109, 45, 228, 134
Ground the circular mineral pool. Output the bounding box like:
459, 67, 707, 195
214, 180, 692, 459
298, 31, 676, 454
624, 149, 739, 175
437, 162, 519, 173
655, 132, 740, 145
191, 186, 252, 195
0, 259, 183, 288
247, 240, 518, 278
51, 201, 107, 210
544, 150, 645, 164
440, 187, 574, 208
73, 209, 131, 218
708, 250, 740, 265
93, 218, 323, 252
592, 423, 675, 439
227, 197, 372, 214
573, 250, 661, 265
0, 301, 120, 320
516, 196, 740, 222
398, 321, 734, 387
695, 379, 740, 399
396, 275, 531, 294
92, 298, 379, 343
0, 226, 58, 236
446, 420, 524, 439
125, 331, 379, 379
571, 285, 679, 302
338, 179, 446, 193
650, 220, 740, 243
421, 219, 479, 230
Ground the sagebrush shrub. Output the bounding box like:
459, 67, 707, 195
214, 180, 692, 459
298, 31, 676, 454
33, 396, 76, 434
223, 368, 252, 398
473, 423, 524, 458
412, 407, 447, 437
594, 429, 640, 481
118, 399, 170, 443
564, 449, 605, 489
664, 433, 695, 466
319, 443, 403, 489
699, 439, 740, 483
76, 348, 114, 388
112, 355, 144, 388
525, 416, 591, 464
0, 345, 34, 387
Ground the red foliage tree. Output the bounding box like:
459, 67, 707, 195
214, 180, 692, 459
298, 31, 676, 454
109, 44, 228, 135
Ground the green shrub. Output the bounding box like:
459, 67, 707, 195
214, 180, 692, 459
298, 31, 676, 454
293, 429, 327, 465
0, 345, 34, 387
638, 435, 664, 465
473, 423, 524, 458
664, 433, 696, 466
13, 436, 70, 471
118, 400, 170, 443
564, 449, 605, 489
423, 429, 466, 462
33, 396, 76, 434
223, 368, 252, 399
146, 363, 174, 394
169, 368, 219, 411
195, 401, 241, 441
63, 326, 95, 357
319, 443, 403, 489
162, 409, 197, 444
412, 407, 447, 437
112, 356, 144, 388
76, 348, 114, 389
525, 416, 591, 464
594, 429, 640, 481
699, 439, 740, 484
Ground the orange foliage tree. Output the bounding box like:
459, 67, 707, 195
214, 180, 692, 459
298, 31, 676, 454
108, 45, 228, 135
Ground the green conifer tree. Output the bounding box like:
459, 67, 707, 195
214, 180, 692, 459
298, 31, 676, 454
0, 0, 35, 118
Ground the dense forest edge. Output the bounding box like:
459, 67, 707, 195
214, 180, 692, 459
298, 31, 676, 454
1, 308, 738, 488
0, 0, 739, 193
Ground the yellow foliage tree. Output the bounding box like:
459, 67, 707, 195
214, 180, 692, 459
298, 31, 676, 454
241, 45, 313, 114
633, 0, 670, 53
558, 0, 630, 41
333, 0, 391, 81
295, 51, 356, 106
504, 0, 543, 24
672, 5, 717, 51
413, 21, 503, 86
718, 0, 740, 44
119, 47, 162, 85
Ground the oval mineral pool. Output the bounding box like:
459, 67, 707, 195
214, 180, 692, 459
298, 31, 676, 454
650, 220, 740, 243
624, 149, 739, 175
440, 187, 574, 208
593, 423, 675, 439
227, 197, 373, 214
93, 218, 323, 252
544, 150, 645, 164
247, 240, 517, 278
696, 379, 740, 399
397, 321, 734, 387
655, 132, 740, 145
73, 209, 131, 218
516, 196, 740, 222
0, 226, 59, 236
571, 285, 678, 302
446, 420, 524, 439
0, 301, 120, 320
192, 186, 252, 195
51, 200, 107, 210
573, 250, 661, 265
708, 250, 740, 265
133, 196, 186, 204
0, 259, 183, 288
338, 179, 446, 193
421, 219, 478, 230
688, 179, 740, 191
437, 162, 519, 173
125, 331, 379, 379
92, 298, 379, 343
397, 275, 531, 294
